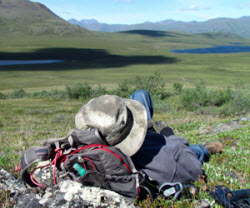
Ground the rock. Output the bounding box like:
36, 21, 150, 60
239, 117, 250, 121
0, 166, 136, 208
15, 193, 41, 208
225, 171, 239, 179
0, 167, 27, 194
199, 125, 211, 135
231, 146, 237, 151
192, 117, 250, 137
213, 118, 250, 133
194, 199, 210, 208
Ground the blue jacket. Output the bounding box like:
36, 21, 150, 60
131, 131, 203, 185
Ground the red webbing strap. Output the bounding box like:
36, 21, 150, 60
62, 144, 131, 174
69, 144, 108, 155
15, 162, 21, 172
30, 148, 64, 187
82, 157, 96, 170
62, 144, 109, 167
28, 144, 131, 187
96, 148, 132, 174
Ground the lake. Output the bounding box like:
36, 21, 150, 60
171, 45, 250, 54
0, 60, 63, 66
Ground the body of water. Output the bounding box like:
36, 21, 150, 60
0, 60, 63, 66
171, 45, 250, 54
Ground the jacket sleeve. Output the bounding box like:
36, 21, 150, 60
165, 135, 189, 146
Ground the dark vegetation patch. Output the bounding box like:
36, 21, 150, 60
120, 30, 175, 37
0, 73, 249, 117
0, 48, 178, 71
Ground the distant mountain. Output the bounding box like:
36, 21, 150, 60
0, 0, 89, 36
68, 16, 250, 38
68, 18, 130, 33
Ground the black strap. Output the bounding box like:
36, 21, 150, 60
20, 146, 52, 187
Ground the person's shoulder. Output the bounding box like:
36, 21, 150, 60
166, 135, 189, 146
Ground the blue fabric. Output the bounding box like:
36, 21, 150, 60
130, 89, 209, 165
131, 132, 204, 185
130, 89, 154, 120
189, 145, 209, 164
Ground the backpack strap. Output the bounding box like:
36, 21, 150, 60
20, 145, 53, 187
44, 128, 106, 154
20, 128, 107, 187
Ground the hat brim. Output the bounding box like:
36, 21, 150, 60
115, 99, 147, 156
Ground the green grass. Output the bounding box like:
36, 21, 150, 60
0, 31, 250, 207
0, 96, 249, 207
0, 31, 250, 91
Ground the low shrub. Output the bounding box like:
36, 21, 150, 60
154, 102, 172, 113
31, 90, 51, 98
49, 89, 67, 99
134, 73, 165, 96
1, 75, 249, 117
90, 84, 107, 98
229, 89, 249, 115
173, 82, 183, 94
9, 88, 27, 98
209, 87, 233, 107
179, 81, 249, 116
31, 89, 66, 99
0, 92, 6, 99
113, 80, 134, 98
179, 82, 208, 111
65, 82, 91, 99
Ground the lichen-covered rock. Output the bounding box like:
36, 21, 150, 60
0, 167, 27, 194
213, 117, 250, 133
0, 166, 136, 208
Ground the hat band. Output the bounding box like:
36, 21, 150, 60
105, 108, 133, 146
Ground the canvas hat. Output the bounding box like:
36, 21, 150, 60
75, 95, 147, 156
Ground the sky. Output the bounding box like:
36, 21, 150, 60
30, 0, 250, 24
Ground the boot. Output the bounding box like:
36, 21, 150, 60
204, 141, 224, 155
153, 120, 168, 133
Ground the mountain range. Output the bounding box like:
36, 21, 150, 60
68, 16, 250, 38
1, 0, 249, 38
0, 0, 88, 36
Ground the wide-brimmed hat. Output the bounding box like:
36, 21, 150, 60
75, 95, 147, 156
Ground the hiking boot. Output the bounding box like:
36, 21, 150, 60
160, 127, 175, 137
204, 141, 224, 155
153, 120, 168, 133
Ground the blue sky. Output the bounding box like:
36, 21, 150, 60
30, 0, 250, 24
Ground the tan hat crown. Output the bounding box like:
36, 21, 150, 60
75, 95, 132, 145
75, 95, 147, 156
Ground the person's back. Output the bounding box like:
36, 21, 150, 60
130, 89, 207, 186
131, 131, 203, 185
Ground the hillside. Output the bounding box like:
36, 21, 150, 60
0, 0, 89, 36
69, 16, 250, 38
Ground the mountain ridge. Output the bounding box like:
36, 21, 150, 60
68, 16, 250, 37
0, 0, 89, 36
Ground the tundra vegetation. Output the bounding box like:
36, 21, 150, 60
0, 31, 249, 207
0, 74, 249, 207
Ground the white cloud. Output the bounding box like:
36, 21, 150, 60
180, 4, 211, 12
189, 5, 198, 10
181, 4, 200, 11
